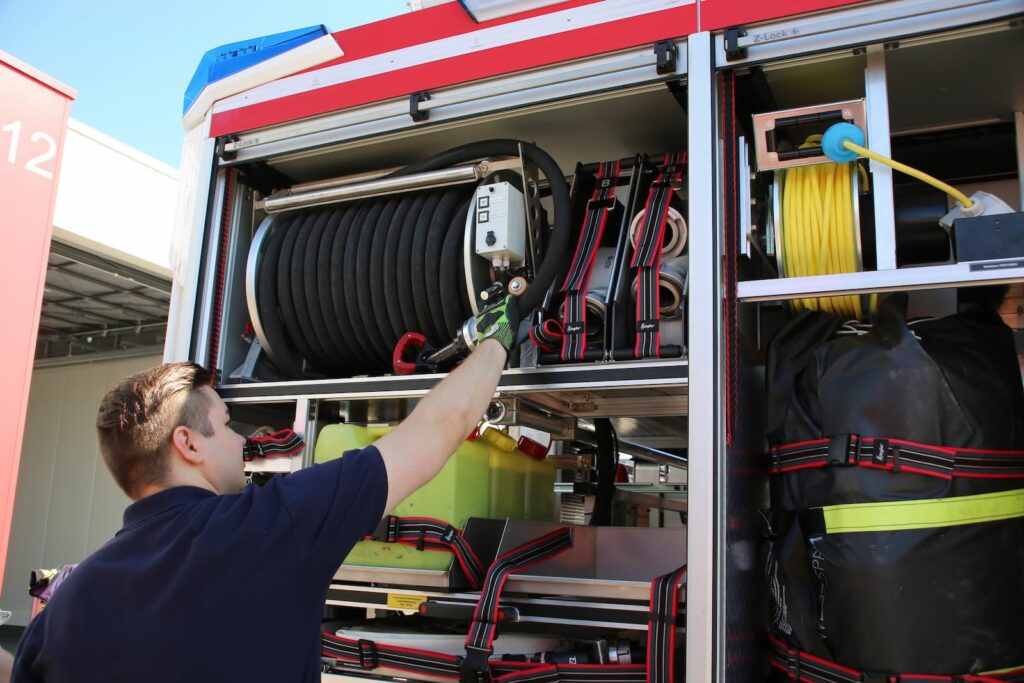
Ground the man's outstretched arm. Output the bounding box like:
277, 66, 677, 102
373, 338, 506, 514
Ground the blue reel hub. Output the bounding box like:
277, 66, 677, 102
821, 122, 866, 163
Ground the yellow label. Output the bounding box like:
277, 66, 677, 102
386, 593, 427, 611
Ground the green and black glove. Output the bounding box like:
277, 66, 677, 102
474, 294, 520, 353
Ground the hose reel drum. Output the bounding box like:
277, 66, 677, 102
752, 100, 875, 320
244, 140, 571, 379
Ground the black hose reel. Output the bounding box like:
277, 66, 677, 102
245, 140, 571, 379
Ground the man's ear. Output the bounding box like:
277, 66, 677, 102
170, 425, 204, 465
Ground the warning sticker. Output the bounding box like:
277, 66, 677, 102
970, 259, 1024, 271
387, 593, 427, 611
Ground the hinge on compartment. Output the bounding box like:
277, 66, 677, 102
410, 91, 431, 122
216, 135, 239, 162
725, 26, 748, 62
654, 40, 678, 75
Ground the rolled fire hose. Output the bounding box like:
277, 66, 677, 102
560, 292, 608, 346
631, 255, 688, 317
628, 206, 687, 259
558, 246, 616, 345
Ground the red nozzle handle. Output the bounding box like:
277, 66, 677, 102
393, 332, 428, 375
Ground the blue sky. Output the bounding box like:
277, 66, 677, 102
0, 0, 410, 168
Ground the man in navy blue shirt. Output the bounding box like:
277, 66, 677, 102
12, 297, 519, 681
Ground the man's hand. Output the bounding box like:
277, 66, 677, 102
475, 294, 519, 353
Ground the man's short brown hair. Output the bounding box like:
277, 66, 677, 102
96, 362, 215, 498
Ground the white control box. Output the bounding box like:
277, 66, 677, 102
474, 182, 527, 268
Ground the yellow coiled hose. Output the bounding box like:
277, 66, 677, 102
779, 135, 875, 319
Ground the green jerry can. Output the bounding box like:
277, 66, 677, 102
313, 423, 491, 572
477, 428, 527, 519
517, 436, 556, 521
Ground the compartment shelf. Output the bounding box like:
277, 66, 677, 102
325, 580, 678, 629
738, 260, 1024, 302
244, 455, 304, 474
219, 359, 687, 402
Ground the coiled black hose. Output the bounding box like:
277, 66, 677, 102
388, 139, 572, 317
255, 190, 472, 376
253, 139, 571, 377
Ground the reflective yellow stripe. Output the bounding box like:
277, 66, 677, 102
982, 662, 1024, 676
820, 488, 1024, 534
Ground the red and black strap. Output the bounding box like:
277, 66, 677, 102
530, 319, 564, 354
631, 153, 686, 359
769, 435, 1024, 480
462, 527, 575, 682
368, 515, 485, 589
768, 633, 1024, 683
646, 564, 686, 683
495, 663, 648, 682
322, 537, 684, 683
322, 635, 648, 682
242, 428, 304, 462
560, 161, 621, 362
323, 632, 463, 678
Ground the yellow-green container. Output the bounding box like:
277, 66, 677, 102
314, 423, 391, 463
487, 449, 527, 519
314, 424, 492, 571
479, 427, 517, 452
478, 429, 527, 519
523, 456, 556, 521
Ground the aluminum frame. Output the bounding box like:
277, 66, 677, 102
685, 31, 719, 683
223, 42, 687, 164
262, 163, 484, 213
325, 580, 670, 628
865, 46, 897, 271
738, 259, 1024, 302
713, 0, 1022, 67
190, 169, 231, 369
216, 359, 688, 402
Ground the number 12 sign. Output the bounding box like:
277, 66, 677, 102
0, 51, 74, 585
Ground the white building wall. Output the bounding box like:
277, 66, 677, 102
52, 119, 179, 277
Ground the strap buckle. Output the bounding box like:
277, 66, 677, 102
370, 515, 400, 543
828, 434, 859, 467
460, 645, 493, 683
357, 639, 378, 670
587, 196, 616, 211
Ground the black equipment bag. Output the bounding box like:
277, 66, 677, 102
763, 294, 1024, 675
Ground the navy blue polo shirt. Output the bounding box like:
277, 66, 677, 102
13, 446, 387, 683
